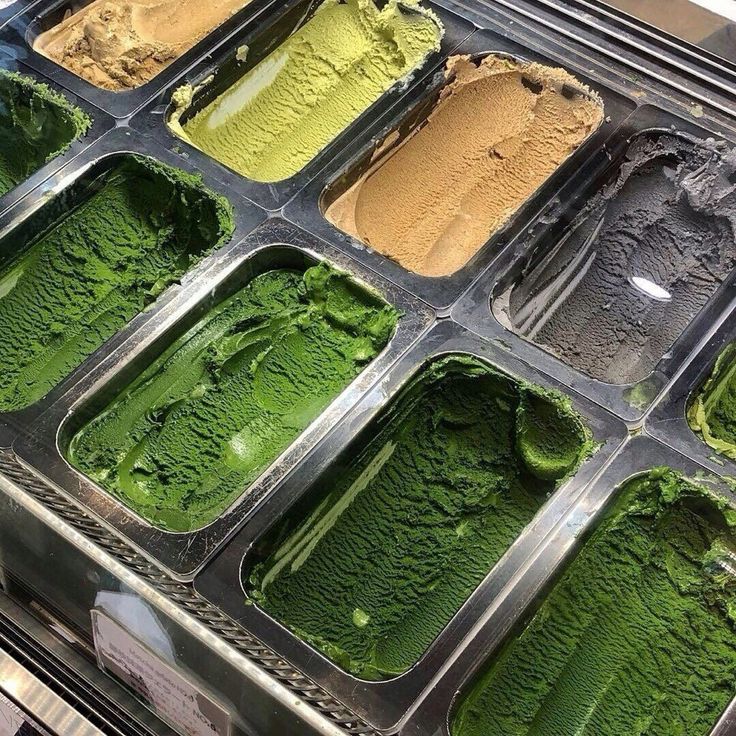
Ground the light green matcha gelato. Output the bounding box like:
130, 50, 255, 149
689, 342, 736, 460
169, 0, 443, 182
67, 264, 398, 532
0, 70, 90, 197
246, 356, 594, 679
0, 155, 233, 412
452, 469, 736, 736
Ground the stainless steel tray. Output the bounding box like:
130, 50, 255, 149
195, 320, 627, 731
0, 126, 265, 451
401, 435, 736, 736
14, 216, 433, 580
285, 28, 635, 309
129, 0, 475, 210
647, 295, 736, 477
453, 104, 736, 423
0, 56, 113, 218
2, 0, 280, 118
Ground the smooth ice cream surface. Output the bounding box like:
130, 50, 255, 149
246, 355, 593, 679
0, 70, 90, 197
171, 0, 443, 183
33, 0, 252, 91
68, 264, 398, 532
325, 54, 603, 277
0, 155, 233, 413
689, 342, 736, 459
451, 469, 736, 736
498, 133, 736, 385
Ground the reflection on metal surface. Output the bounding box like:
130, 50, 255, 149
605, 0, 736, 57
0, 649, 103, 736
691, 0, 736, 23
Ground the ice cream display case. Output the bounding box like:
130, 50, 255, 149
0, 0, 733, 735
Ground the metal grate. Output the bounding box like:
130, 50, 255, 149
0, 452, 381, 736
0, 609, 155, 736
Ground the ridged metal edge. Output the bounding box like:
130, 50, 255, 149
0, 450, 381, 736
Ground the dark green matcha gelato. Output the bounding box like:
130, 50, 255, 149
0, 70, 90, 197
452, 468, 736, 736
246, 356, 594, 679
68, 264, 398, 532
689, 342, 736, 460
0, 155, 233, 412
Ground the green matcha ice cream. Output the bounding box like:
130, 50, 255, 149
689, 342, 736, 460
0, 70, 90, 197
246, 356, 593, 679
0, 155, 233, 412
68, 264, 398, 532
452, 469, 736, 736
169, 0, 443, 183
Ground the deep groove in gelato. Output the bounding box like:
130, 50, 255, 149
0, 155, 233, 412
67, 264, 399, 532
451, 469, 736, 736
0, 70, 90, 197
168, 0, 443, 183
33, 0, 253, 91
497, 133, 736, 384
246, 355, 593, 679
689, 342, 736, 459
324, 54, 603, 277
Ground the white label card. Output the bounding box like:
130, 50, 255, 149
91, 610, 231, 736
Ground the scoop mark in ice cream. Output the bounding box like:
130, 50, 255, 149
169, 0, 443, 183
67, 264, 399, 532
325, 54, 604, 277
246, 355, 593, 679
0, 155, 233, 412
497, 133, 736, 385
451, 468, 736, 736
0, 70, 90, 197
689, 342, 736, 460
33, 0, 254, 91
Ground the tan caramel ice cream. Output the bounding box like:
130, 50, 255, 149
326, 54, 604, 277
33, 0, 252, 91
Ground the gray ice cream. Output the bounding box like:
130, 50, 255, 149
497, 133, 736, 384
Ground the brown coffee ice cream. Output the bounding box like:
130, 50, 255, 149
326, 54, 604, 277
33, 0, 252, 91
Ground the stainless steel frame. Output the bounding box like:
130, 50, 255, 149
0, 0, 733, 735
